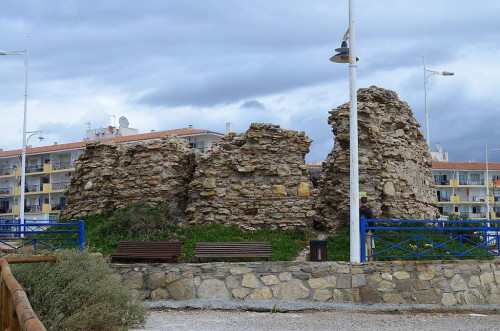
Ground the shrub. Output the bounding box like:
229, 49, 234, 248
11, 250, 145, 331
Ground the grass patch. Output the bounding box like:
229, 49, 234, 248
80, 203, 313, 262
11, 250, 145, 331
326, 225, 350, 261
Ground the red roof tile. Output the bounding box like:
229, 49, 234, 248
0, 128, 223, 158
432, 161, 500, 171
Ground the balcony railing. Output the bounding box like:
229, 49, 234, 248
0, 167, 15, 176
50, 203, 66, 211
438, 197, 450, 202
25, 205, 42, 212
459, 179, 484, 185
51, 182, 71, 191
435, 180, 450, 185
457, 196, 487, 203
52, 161, 74, 171
25, 165, 44, 174
0, 187, 13, 195
25, 184, 41, 193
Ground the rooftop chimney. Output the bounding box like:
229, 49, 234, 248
226, 122, 234, 134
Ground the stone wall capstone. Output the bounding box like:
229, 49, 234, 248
318, 86, 439, 230
186, 123, 318, 230
61, 135, 193, 220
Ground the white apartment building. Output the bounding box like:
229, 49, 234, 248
433, 161, 500, 219
0, 126, 224, 221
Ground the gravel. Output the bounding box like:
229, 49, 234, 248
130, 300, 500, 331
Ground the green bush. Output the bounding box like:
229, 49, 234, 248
12, 250, 145, 331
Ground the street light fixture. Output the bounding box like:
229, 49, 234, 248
0, 37, 30, 231
330, 0, 361, 263
423, 56, 454, 147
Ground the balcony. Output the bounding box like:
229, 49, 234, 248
25, 205, 42, 212
50, 203, 66, 211
435, 180, 450, 185
51, 182, 71, 191
25, 165, 44, 174
51, 161, 75, 171
0, 187, 13, 195
0, 167, 16, 177
459, 179, 485, 186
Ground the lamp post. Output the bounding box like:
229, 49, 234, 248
423, 56, 454, 147
0, 37, 29, 229
330, 0, 360, 263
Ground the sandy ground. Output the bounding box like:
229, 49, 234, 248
132, 309, 500, 331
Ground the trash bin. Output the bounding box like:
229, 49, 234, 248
309, 240, 327, 262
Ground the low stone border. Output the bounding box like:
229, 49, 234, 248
111, 260, 500, 306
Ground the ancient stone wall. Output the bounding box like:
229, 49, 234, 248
318, 86, 439, 230
113, 260, 500, 306
61, 136, 193, 220
186, 123, 317, 230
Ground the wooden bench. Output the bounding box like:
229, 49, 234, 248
109, 241, 184, 263
195, 242, 272, 262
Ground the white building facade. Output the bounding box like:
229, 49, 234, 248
0, 126, 224, 221
432, 161, 500, 219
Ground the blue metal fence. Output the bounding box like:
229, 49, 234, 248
0, 220, 85, 257
360, 217, 500, 262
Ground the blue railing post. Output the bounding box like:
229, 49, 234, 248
78, 220, 85, 251
360, 216, 366, 262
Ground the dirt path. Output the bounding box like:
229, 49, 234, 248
132, 309, 500, 331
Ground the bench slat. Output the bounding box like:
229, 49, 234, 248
110, 240, 183, 263
195, 241, 272, 261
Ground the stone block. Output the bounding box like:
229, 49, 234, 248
451, 274, 468, 291
230, 267, 251, 275
305, 277, 326, 289
279, 272, 293, 281
261, 275, 280, 286
412, 289, 440, 304
251, 287, 273, 300
167, 278, 196, 300
150, 288, 169, 300
273, 279, 309, 300
242, 273, 260, 288
336, 274, 352, 289
393, 271, 410, 280
469, 276, 480, 288
383, 293, 405, 304
124, 272, 144, 290
147, 272, 167, 289
376, 280, 395, 292
232, 288, 250, 299
198, 279, 230, 299
313, 289, 332, 302
359, 284, 382, 304
441, 292, 457, 305
464, 289, 486, 305
165, 274, 182, 284
480, 272, 495, 286
352, 274, 366, 288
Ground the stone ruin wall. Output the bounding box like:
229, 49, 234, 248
60, 136, 193, 220
61, 87, 440, 232
61, 124, 318, 231
318, 86, 439, 230
186, 123, 318, 230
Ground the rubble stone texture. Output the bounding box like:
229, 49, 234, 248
186, 123, 317, 230
318, 86, 439, 230
60, 136, 193, 220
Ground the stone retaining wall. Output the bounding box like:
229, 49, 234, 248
112, 260, 500, 306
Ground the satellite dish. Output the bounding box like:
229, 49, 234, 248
119, 116, 129, 128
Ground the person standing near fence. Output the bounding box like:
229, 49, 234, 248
360, 196, 375, 261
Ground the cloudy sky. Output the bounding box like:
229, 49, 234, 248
1, 1, 499, 162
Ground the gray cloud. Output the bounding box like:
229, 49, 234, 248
240, 100, 266, 110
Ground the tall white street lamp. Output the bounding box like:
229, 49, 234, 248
0, 37, 30, 230
330, 0, 361, 263
423, 56, 454, 147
